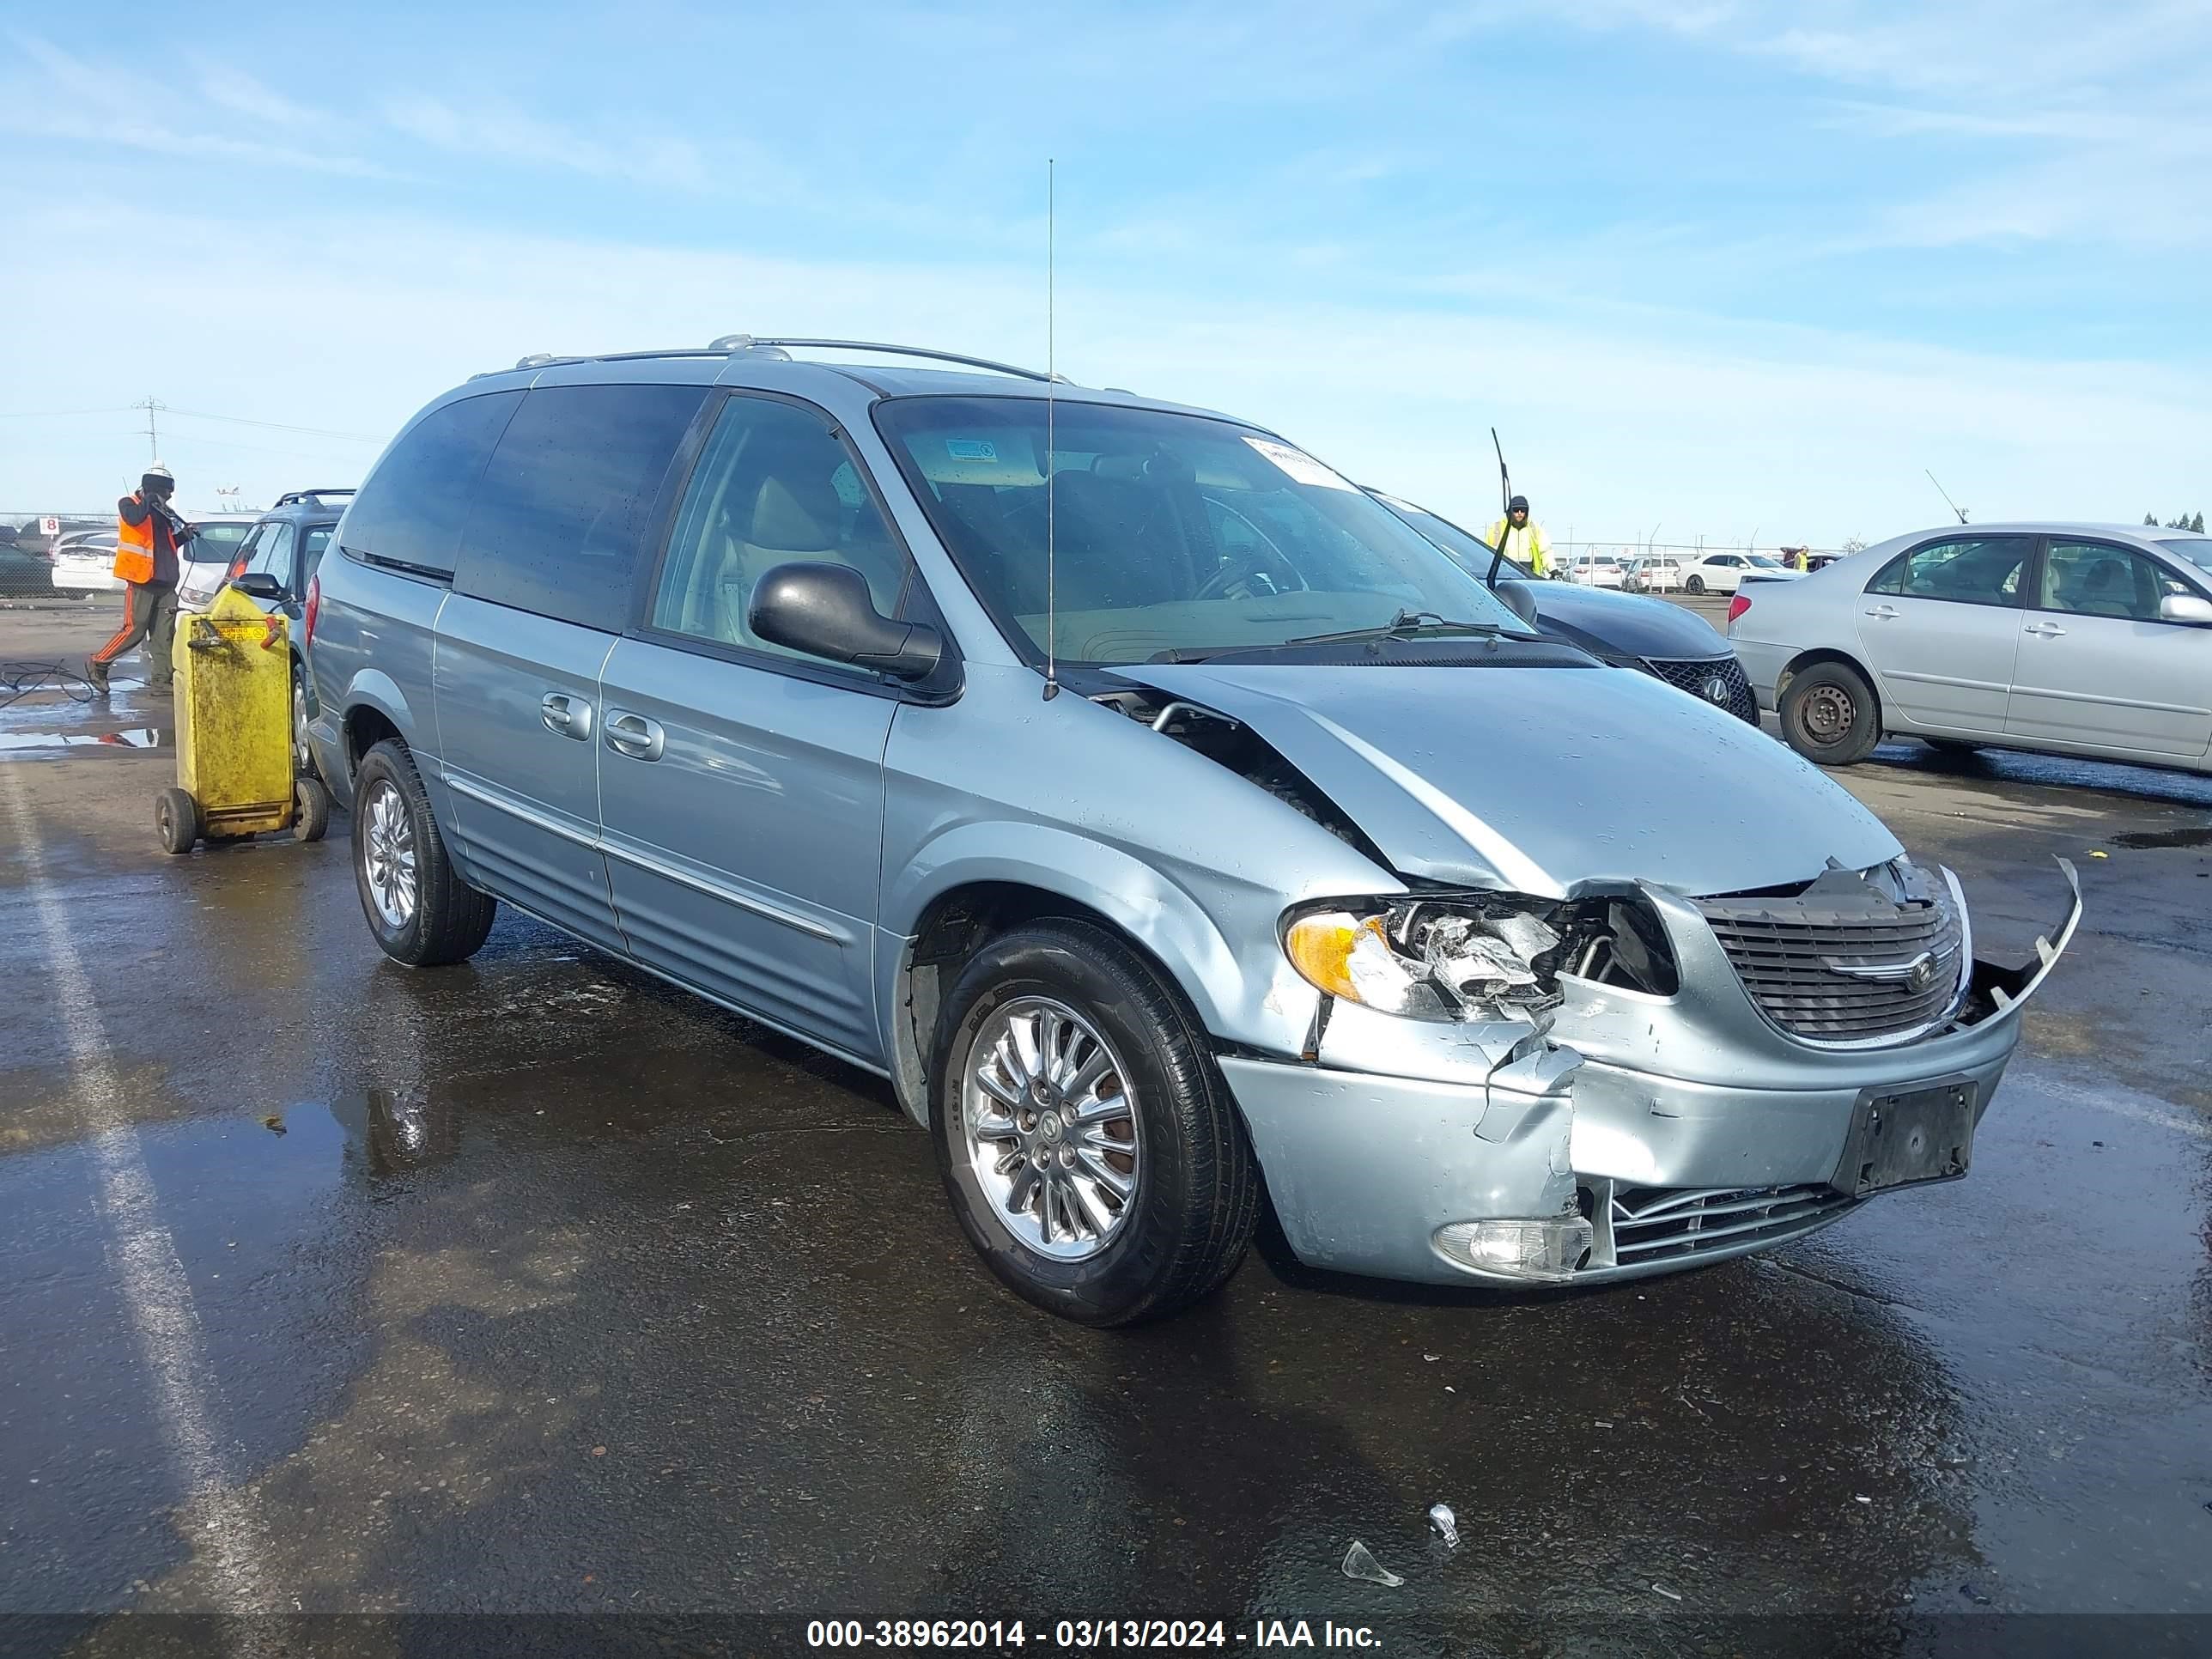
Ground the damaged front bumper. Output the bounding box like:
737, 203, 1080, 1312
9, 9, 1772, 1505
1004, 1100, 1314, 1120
1220, 860, 2081, 1287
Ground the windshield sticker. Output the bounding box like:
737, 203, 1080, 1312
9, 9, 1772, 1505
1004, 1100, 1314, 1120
1243, 436, 1353, 492
945, 439, 999, 464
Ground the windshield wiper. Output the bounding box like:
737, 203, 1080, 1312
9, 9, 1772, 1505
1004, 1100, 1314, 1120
1281, 609, 1510, 647
1150, 610, 1513, 665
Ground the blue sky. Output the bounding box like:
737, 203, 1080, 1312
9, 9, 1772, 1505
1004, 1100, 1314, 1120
3, 0, 2208, 546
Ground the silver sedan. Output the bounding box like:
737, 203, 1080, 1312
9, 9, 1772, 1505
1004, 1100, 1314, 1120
1729, 522, 2212, 770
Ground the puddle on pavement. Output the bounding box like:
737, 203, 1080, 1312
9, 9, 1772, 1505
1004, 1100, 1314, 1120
2108, 825, 2212, 849
0, 727, 172, 751
1872, 738, 2212, 811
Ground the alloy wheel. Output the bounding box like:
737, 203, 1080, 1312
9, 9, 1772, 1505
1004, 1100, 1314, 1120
963, 996, 1141, 1261
362, 780, 417, 929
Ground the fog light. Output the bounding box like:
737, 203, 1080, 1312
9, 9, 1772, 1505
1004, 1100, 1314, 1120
1434, 1215, 1594, 1281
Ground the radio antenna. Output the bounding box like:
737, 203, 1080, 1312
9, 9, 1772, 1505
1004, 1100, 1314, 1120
1926, 469, 1968, 525
1486, 427, 1510, 587
1042, 158, 1060, 702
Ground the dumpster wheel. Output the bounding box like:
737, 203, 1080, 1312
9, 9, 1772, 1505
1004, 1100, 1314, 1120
295, 777, 332, 844
155, 787, 199, 856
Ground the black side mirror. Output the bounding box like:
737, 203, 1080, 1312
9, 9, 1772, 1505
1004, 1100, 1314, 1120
1493, 580, 1540, 627
749, 562, 945, 683
230, 571, 283, 600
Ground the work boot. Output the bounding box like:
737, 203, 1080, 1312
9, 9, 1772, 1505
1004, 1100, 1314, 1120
83, 659, 110, 695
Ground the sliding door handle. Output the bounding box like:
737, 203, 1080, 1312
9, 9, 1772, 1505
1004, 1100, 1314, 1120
605, 710, 665, 762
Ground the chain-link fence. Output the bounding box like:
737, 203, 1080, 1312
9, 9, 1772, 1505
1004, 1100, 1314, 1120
1, 511, 125, 604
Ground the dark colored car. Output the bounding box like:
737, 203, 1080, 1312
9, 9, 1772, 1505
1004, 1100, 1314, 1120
204, 489, 354, 775
1369, 492, 1761, 724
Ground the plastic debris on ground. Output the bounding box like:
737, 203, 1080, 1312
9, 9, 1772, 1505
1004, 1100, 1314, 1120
1341, 1541, 1404, 1588
1428, 1504, 1460, 1548
1651, 1583, 1682, 1601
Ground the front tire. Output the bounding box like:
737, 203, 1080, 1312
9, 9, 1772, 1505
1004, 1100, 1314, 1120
1780, 661, 1881, 766
352, 739, 495, 966
930, 920, 1259, 1326
292, 662, 319, 781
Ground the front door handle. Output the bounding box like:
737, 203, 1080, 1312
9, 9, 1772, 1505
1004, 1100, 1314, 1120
541, 692, 594, 740
2023, 621, 2067, 638
1864, 605, 1900, 620
605, 710, 665, 762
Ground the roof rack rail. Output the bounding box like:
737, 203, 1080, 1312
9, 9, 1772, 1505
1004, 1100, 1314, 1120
708, 335, 1071, 385
273, 488, 356, 507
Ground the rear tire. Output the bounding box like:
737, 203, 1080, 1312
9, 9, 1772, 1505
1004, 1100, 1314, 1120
352, 739, 495, 966
155, 787, 198, 854
930, 919, 1258, 1326
1780, 661, 1881, 766
1685, 574, 1705, 594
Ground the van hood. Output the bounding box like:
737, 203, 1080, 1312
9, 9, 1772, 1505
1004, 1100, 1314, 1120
1118, 663, 1902, 898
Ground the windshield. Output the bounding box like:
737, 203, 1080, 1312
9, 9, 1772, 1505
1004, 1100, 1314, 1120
186, 522, 250, 562
1746, 554, 1786, 568
877, 399, 1539, 665
1370, 494, 1529, 580
2157, 538, 2212, 577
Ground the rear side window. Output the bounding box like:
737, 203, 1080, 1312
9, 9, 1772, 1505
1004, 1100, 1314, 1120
342, 392, 522, 578
1869, 535, 2029, 607
453, 384, 709, 630
300, 525, 334, 590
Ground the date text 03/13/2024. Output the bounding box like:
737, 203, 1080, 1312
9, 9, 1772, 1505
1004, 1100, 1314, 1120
804, 1620, 1382, 1650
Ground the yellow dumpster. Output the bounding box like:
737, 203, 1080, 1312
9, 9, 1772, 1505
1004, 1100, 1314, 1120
155, 585, 331, 854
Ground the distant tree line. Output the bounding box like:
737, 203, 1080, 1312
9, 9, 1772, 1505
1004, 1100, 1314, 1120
2145, 511, 2206, 532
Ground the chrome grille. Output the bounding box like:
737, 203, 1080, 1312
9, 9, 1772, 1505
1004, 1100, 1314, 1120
1609, 1183, 1854, 1265
1698, 882, 1965, 1042
1643, 654, 1759, 724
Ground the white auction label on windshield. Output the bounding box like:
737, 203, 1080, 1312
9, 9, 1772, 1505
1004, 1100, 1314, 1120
1243, 435, 1354, 491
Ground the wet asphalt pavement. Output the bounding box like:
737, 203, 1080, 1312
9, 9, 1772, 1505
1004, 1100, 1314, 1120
3, 601, 2209, 1656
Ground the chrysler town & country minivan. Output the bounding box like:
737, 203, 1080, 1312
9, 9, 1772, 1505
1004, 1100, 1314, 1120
306, 337, 2078, 1325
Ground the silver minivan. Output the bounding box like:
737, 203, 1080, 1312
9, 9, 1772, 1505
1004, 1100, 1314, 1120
307, 337, 2078, 1325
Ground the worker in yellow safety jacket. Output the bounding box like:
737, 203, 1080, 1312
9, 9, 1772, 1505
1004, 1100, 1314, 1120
1486, 495, 1553, 578
88, 463, 197, 695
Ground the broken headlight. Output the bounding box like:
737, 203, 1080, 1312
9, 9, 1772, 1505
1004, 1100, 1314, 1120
1283, 892, 1680, 1022
1285, 896, 1564, 1022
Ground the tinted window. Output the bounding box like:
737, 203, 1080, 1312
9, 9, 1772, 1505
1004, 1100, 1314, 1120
2039, 541, 2195, 621
651, 394, 909, 668
342, 392, 522, 578
300, 525, 334, 590
454, 384, 708, 630
1869, 536, 2029, 607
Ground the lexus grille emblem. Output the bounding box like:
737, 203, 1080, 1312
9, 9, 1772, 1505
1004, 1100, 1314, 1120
1700, 675, 1732, 705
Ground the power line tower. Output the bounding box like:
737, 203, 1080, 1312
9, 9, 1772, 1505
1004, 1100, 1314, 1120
135, 396, 167, 462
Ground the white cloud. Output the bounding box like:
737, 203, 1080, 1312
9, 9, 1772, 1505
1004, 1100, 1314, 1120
1, 32, 388, 177
3, 199, 2205, 544
380, 96, 713, 191
193, 60, 319, 129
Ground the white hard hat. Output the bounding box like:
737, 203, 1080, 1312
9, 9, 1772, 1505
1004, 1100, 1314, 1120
143, 462, 174, 483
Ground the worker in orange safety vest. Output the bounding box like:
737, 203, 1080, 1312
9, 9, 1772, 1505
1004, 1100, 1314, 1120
88, 464, 197, 694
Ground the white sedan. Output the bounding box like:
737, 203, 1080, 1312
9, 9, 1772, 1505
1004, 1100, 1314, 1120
1562, 554, 1625, 587
1623, 558, 1684, 592
48, 533, 120, 598
1729, 521, 2212, 771
1678, 552, 1804, 594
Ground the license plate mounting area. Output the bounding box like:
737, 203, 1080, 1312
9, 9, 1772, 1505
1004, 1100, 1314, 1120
1834, 1079, 1977, 1197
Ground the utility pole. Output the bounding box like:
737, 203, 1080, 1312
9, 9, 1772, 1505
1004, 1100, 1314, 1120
136, 396, 167, 462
